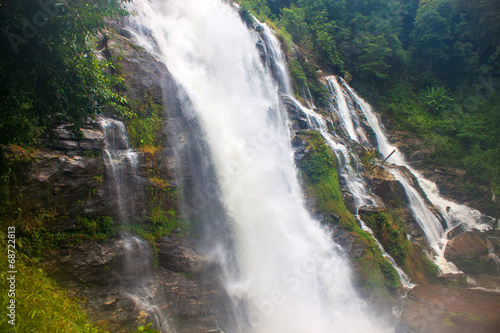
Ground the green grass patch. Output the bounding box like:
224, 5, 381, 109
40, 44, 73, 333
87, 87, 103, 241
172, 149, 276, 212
0, 244, 102, 332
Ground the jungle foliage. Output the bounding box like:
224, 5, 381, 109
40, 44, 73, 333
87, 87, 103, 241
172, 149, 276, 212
237, 0, 500, 199
0, 0, 131, 146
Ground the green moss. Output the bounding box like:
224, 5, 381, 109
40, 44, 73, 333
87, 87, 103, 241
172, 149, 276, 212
402, 241, 440, 284
126, 94, 165, 149
364, 210, 409, 266
362, 209, 439, 283
299, 131, 401, 299
76, 215, 117, 240
300, 132, 356, 229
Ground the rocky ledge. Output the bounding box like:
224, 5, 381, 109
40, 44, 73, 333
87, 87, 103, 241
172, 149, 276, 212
400, 284, 500, 333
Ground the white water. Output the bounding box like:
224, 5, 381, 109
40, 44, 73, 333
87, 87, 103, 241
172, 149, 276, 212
100, 117, 170, 330
128, 1, 389, 332
253, 25, 412, 290
330, 76, 488, 271
100, 117, 142, 224
325, 76, 368, 144
119, 236, 172, 332
285, 95, 413, 290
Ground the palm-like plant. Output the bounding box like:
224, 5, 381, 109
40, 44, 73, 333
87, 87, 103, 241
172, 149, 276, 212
422, 86, 454, 115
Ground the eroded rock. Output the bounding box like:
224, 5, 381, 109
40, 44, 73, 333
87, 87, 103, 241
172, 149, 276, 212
401, 284, 500, 333
444, 231, 500, 276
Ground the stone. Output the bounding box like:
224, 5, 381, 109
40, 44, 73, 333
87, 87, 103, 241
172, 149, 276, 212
436, 273, 468, 287
281, 95, 310, 129
157, 236, 206, 274
446, 222, 469, 239
105, 32, 172, 103
331, 224, 365, 258
401, 284, 500, 333
444, 231, 499, 276
467, 274, 500, 291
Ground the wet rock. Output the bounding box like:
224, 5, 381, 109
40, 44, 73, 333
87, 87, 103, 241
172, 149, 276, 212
446, 222, 469, 239
120, 27, 133, 39
407, 222, 425, 239
369, 166, 407, 207
331, 225, 364, 258
291, 136, 311, 162
281, 95, 309, 130
401, 284, 500, 333
436, 273, 468, 287
342, 190, 357, 214
444, 231, 500, 276
105, 32, 171, 103
157, 237, 206, 274
41, 241, 118, 286
467, 274, 500, 291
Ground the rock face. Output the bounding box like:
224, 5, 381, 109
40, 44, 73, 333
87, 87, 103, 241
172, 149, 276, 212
330, 224, 365, 258
3, 122, 107, 220
401, 284, 500, 333
157, 236, 206, 274
105, 31, 170, 103
40, 238, 226, 333
444, 231, 500, 276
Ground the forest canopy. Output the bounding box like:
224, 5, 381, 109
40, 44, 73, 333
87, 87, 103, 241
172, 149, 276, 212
237, 0, 500, 198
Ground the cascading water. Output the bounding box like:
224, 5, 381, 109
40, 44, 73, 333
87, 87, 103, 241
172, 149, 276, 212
127, 0, 389, 332
325, 76, 368, 144
100, 117, 171, 331
100, 117, 143, 224
325, 76, 489, 272
252, 9, 413, 291
283, 94, 413, 290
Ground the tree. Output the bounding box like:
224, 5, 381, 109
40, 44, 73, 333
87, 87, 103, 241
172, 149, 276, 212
0, 0, 130, 145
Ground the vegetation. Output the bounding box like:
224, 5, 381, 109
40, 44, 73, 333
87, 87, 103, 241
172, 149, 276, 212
236, 0, 500, 205
362, 209, 439, 283
299, 131, 402, 298
0, 0, 131, 146
0, 238, 101, 332
364, 210, 409, 265
126, 94, 165, 150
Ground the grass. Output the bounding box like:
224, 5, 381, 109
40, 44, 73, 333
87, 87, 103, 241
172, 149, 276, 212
299, 131, 402, 297
362, 208, 439, 284
0, 239, 102, 332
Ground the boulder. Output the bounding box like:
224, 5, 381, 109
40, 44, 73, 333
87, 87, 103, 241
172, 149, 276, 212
436, 273, 468, 287
446, 222, 469, 239
401, 284, 500, 333
444, 231, 499, 276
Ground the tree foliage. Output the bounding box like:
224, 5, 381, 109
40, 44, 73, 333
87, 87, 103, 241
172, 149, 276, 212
236, 0, 500, 198
0, 0, 131, 145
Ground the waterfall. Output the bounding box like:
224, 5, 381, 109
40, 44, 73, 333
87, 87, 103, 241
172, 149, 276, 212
127, 0, 389, 332
100, 117, 171, 331
325, 76, 368, 144
243, 2, 412, 292
100, 117, 143, 224
281, 93, 413, 290
324, 76, 489, 272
